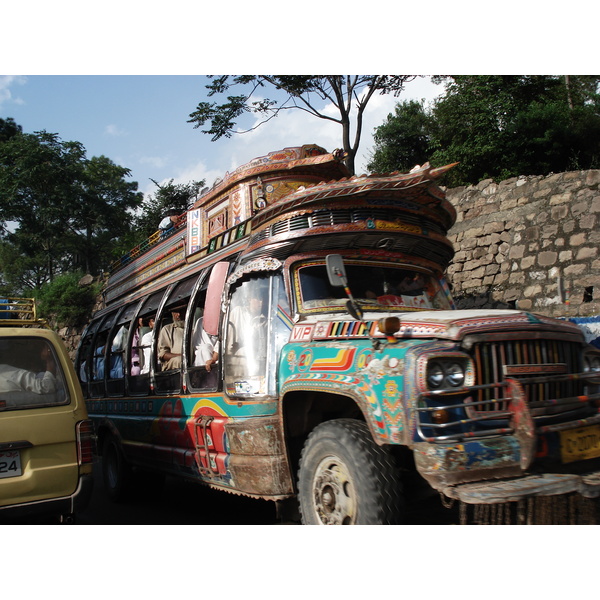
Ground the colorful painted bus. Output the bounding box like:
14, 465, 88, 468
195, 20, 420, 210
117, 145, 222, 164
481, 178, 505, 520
77, 145, 600, 524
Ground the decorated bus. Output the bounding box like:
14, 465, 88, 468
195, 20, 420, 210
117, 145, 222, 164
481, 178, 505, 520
77, 144, 600, 524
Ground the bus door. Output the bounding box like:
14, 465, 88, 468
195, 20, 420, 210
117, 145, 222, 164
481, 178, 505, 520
127, 290, 166, 396
223, 272, 291, 400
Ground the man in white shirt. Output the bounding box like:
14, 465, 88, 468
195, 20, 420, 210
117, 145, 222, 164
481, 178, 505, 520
0, 342, 57, 394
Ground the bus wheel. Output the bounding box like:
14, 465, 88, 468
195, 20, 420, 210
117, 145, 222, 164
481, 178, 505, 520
297, 419, 403, 524
102, 435, 132, 502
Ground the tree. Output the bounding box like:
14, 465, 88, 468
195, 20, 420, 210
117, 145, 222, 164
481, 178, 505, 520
0, 130, 86, 278
134, 178, 205, 239
71, 155, 143, 273
368, 76, 600, 186
0, 127, 143, 293
0, 117, 21, 142
366, 100, 432, 174
188, 76, 417, 175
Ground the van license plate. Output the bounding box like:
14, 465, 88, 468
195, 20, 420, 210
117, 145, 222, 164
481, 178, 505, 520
0, 450, 22, 478
560, 424, 600, 464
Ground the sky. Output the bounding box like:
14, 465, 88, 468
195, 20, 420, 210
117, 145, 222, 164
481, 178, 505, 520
3, 1, 594, 204
0, 75, 443, 199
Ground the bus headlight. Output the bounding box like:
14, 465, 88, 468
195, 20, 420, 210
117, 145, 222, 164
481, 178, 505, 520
427, 363, 445, 388
446, 362, 466, 387
584, 354, 600, 373
426, 359, 467, 390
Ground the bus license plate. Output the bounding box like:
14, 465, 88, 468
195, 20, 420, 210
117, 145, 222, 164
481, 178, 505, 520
0, 450, 22, 478
560, 424, 600, 464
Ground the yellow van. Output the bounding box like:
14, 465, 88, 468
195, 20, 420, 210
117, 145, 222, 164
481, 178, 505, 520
0, 298, 93, 523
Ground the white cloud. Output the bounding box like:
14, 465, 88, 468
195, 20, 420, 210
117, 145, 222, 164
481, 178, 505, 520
104, 124, 127, 137
0, 75, 26, 110
139, 158, 223, 199
139, 155, 170, 169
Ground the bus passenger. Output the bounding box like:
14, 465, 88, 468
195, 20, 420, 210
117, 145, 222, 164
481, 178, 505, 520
139, 316, 155, 375
158, 306, 186, 371
191, 317, 220, 370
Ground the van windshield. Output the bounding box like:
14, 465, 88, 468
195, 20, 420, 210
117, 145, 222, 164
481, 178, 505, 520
0, 337, 69, 411
297, 263, 452, 312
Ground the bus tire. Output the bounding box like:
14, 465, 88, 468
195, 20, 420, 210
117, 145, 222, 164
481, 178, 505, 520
297, 419, 403, 524
102, 435, 132, 503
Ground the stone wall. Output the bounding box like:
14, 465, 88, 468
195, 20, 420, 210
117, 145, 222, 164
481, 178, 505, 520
445, 169, 600, 319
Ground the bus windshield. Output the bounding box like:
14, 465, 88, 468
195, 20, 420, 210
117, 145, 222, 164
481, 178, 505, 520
297, 263, 452, 312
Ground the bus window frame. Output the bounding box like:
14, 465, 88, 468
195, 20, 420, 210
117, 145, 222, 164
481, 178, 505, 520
88, 308, 121, 399
127, 288, 171, 397
185, 266, 222, 393
154, 275, 199, 394
106, 300, 143, 397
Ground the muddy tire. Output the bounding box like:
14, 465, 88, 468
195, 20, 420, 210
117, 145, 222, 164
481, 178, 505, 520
297, 419, 403, 524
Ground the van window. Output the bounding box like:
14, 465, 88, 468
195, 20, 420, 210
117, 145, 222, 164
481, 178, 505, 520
0, 337, 69, 411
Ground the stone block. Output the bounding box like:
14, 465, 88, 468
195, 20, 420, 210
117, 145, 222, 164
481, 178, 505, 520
585, 171, 600, 188
521, 256, 536, 270
576, 246, 598, 261
517, 299, 533, 310
483, 221, 504, 234
550, 192, 572, 205
509, 245, 525, 259
580, 214, 596, 230
569, 232, 587, 246
571, 201, 590, 217
559, 250, 573, 262
551, 205, 569, 220
538, 251, 557, 267
564, 263, 587, 276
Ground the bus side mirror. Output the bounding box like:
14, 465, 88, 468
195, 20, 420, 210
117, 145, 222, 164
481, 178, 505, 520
326, 254, 363, 321
326, 254, 348, 287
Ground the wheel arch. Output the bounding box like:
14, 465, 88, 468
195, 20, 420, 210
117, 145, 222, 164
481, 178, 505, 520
94, 418, 124, 456
281, 388, 368, 484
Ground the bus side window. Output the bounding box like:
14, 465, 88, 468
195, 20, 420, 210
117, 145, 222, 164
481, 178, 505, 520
156, 304, 187, 372
131, 316, 154, 375
109, 325, 127, 379
188, 291, 220, 390
92, 334, 107, 381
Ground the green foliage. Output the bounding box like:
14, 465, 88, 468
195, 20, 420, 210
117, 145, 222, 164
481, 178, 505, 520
34, 271, 101, 328
134, 178, 205, 239
367, 100, 433, 174
0, 126, 143, 290
368, 75, 600, 186
188, 75, 417, 174
0, 117, 22, 142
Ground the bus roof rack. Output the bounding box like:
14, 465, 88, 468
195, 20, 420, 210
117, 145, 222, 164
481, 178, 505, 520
0, 297, 48, 328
